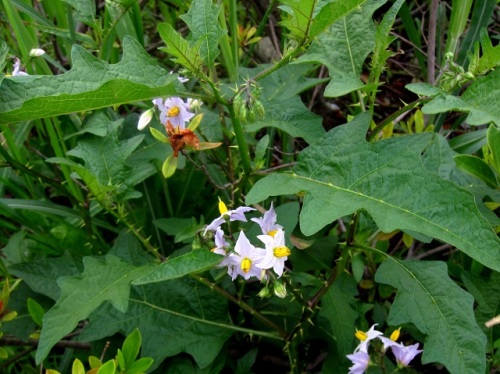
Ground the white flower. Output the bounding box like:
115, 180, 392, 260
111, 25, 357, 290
251, 202, 283, 236
153, 97, 194, 128
137, 108, 154, 130
354, 324, 383, 353
225, 231, 266, 280
346, 351, 370, 374
29, 48, 45, 57
11, 58, 28, 76
203, 199, 256, 235
170, 71, 189, 83
391, 342, 422, 367
257, 229, 290, 277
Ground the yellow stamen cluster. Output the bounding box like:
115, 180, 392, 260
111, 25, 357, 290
167, 106, 180, 117
267, 229, 278, 237
274, 246, 291, 258
218, 198, 228, 214
241, 258, 252, 273
355, 329, 367, 341
390, 327, 401, 342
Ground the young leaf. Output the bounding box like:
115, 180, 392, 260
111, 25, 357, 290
246, 112, 500, 272
180, 0, 226, 68
162, 154, 178, 178
96, 359, 116, 374
133, 250, 223, 285
127, 357, 154, 374
27, 297, 45, 327
299, 0, 386, 97
71, 358, 85, 374
121, 328, 141, 368
407, 68, 500, 126
0, 37, 181, 124
279, 0, 316, 42
375, 259, 486, 374
157, 22, 204, 74
454, 154, 497, 188
487, 125, 500, 172
35, 255, 154, 364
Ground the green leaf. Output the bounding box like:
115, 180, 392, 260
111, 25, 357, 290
35, 255, 154, 364
122, 329, 141, 368
0, 37, 181, 124
8, 252, 81, 300
468, 28, 500, 75
133, 250, 222, 285
72, 358, 85, 374
80, 278, 232, 370
454, 154, 497, 188
299, 0, 385, 97
27, 297, 45, 327
319, 275, 358, 357
162, 153, 178, 178
407, 69, 500, 126
246, 113, 500, 271
279, 0, 316, 42
0, 41, 8, 85
487, 124, 500, 172
62, 0, 96, 25
96, 359, 116, 374
375, 259, 486, 374
157, 22, 204, 74
309, 0, 370, 38
180, 0, 226, 68
241, 64, 325, 144
127, 357, 154, 374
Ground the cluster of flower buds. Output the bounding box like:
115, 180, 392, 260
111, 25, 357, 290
203, 200, 291, 296
232, 82, 265, 124
347, 324, 422, 373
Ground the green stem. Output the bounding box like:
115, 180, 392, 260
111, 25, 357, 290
218, 1, 238, 82
191, 274, 288, 339
227, 105, 252, 174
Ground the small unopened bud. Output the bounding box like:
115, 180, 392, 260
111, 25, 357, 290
29, 48, 45, 57
138, 108, 154, 130
257, 286, 272, 298
187, 98, 203, 111
273, 280, 287, 298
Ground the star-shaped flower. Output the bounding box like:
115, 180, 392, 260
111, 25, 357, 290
257, 229, 290, 277
354, 324, 383, 353
251, 202, 283, 236
391, 342, 422, 367
346, 351, 370, 374
203, 199, 256, 235
225, 231, 266, 280
153, 97, 194, 128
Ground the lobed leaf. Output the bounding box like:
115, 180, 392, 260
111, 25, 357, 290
375, 259, 486, 374
0, 37, 181, 124
407, 68, 500, 126
35, 255, 154, 363
180, 0, 226, 68
80, 278, 232, 370
246, 112, 500, 271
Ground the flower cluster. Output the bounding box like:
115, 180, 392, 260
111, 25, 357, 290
204, 200, 291, 288
347, 324, 422, 373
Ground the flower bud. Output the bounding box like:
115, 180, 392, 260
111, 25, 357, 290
273, 280, 287, 298
137, 108, 154, 130
29, 48, 45, 57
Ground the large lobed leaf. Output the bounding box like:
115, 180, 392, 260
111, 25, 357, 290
80, 279, 232, 370
0, 37, 181, 124
375, 259, 486, 374
180, 0, 226, 68
299, 0, 386, 97
407, 68, 500, 126
246, 112, 500, 271
35, 255, 154, 363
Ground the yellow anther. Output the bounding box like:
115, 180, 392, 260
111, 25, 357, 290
355, 329, 367, 341
241, 258, 252, 273
273, 246, 290, 257
167, 106, 180, 117
390, 327, 401, 342
268, 229, 278, 237
218, 197, 228, 214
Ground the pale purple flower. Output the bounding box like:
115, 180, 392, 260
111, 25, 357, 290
203, 201, 256, 235
212, 227, 230, 256
378, 335, 399, 351
153, 97, 194, 128
225, 231, 266, 280
346, 351, 370, 374
251, 202, 283, 236
354, 324, 383, 353
391, 342, 422, 367
257, 229, 290, 277
11, 59, 28, 76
